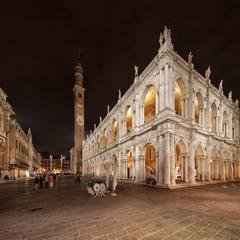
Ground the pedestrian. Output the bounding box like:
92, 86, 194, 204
75, 173, 81, 184
34, 176, 39, 190
39, 175, 44, 189
45, 174, 49, 188
49, 174, 53, 188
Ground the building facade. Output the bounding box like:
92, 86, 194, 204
41, 154, 71, 174
0, 87, 41, 179
82, 27, 240, 188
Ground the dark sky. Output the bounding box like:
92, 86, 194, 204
0, 1, 240, 154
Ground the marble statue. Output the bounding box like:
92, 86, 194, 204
228, 91, 232, 101
205, 66, 211, 80
94, 123, 96, 130
159, 32, 163, 47
188, 52, 193, 64
218, 80, 223, 92
235, 99, 239, 107
111, 158, 118, 196
164, 26, 171, 43
99, 116, 102, 122
134, 65, 138, 77
118, 90, 121, 100
107, 105, 110, 114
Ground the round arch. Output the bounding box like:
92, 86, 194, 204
125, 106, 133, 134
175, 140, 187, 182
144, 143, 156, 179
143, 85, 157, 123
174, 78, 186, 117
194, 91, 204, 125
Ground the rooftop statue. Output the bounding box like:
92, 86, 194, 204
159, 32, 164, 47
134, 65, 138, 77
219, 80, 223, 92
118, 89, 121, 100
228, 91, 232, 101
205, 66, 211, 82
188, 52, 193, 64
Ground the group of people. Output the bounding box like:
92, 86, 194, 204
34, 174, 57, 190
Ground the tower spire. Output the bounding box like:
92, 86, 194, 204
74, 49, 84, 86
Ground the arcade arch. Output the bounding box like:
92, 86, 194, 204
144, 86, 156, 123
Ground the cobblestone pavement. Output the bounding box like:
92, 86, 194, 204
0, 177, 240, 240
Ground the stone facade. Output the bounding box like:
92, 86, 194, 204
0, 87, 41, 179
82, 27, 240, 188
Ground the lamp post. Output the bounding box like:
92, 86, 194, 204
60, 155, 65, 174
49, 154, 53, 173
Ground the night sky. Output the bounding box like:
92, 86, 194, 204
0, 1, 239, 154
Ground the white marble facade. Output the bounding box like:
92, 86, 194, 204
82, 27, 240, 188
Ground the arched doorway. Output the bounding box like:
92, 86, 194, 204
125, 106, 132, 134
222, 111, 228, 137
210, 102, 217, 132
112, 120, 119, 142
194, 92, 204, 125
174, 78, 185, 117
145, 144, 156, 179
195, 145, 204, 181
144, 86, 156, 123
126, 151, 134, 179
175, 140, 187, 182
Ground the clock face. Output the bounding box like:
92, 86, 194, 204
76, 115, 84, 126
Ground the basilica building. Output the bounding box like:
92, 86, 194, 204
82, 27, 240, 188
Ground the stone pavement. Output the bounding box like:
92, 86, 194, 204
0, 177, 239, 240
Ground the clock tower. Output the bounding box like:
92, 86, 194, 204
73, 51, 85, 173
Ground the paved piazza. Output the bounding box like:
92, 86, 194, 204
0, 177, 240, 240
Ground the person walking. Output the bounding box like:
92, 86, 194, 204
49, 174, 53, 188
45, 174, 49, 188
75, 173, 81, 184
39, 175, 44, 189
34, 176, 39, 190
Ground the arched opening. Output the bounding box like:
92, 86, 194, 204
103, 128, 108, 147
145, 144, 156, 179
222, 111, 228, 137
232, 117, 236, 139
195, 145, 204, 181
194, 92, 204, 125
112, 120, 119, 141
125, 106, 132, 134
174, 79, 185, 117
175, 140, 187, 182
144, 86, 156, 123
0, 143, 4, 178
97, 136, 100, 150
127, 151, 134, 179
210, 102, 217, 132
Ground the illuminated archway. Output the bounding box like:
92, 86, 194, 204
112, 120, 119, 141
103, 128, 108, 147
126, 151, 134, 179
144, 86, 156, 123
174, 79, 185, 116
210, 102, 217, 132
194, 92, 203, 125
175, 140, 187, 182
211, 146, 218, 180
222, 111, 228, 137
125, 106, 132, 134
145, 144, 156, 178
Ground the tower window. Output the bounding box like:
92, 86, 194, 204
78, 93, 82, 99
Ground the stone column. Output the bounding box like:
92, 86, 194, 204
188, 137, 195, 183
164, 134, 170, 185
164, 64, 169, 108
159, 66, 165, 111
158, 135, 164, 184
135, 146, 140, 182
201, 156, 205, 181
183, 154, 188, 182
170, 134, 176, 185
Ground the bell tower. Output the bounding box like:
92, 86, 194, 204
73, 50, 85, 173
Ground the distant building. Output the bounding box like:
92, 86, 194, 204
41, 154, 70, 174
0, 88, 41, 179
82, 27, 240, 188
